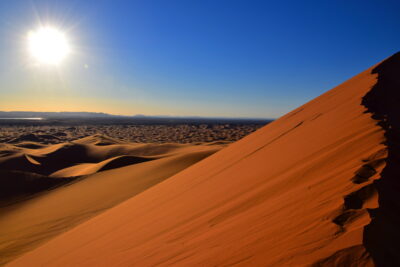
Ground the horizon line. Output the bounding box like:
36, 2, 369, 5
0, 110, 274, 120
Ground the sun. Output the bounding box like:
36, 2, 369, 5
28, 26, 70, 65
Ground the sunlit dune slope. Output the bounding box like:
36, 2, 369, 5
0, 137, 223, 265
8, 53, 400, 266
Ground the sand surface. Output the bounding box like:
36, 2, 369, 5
0, 136, 224, 265
6, 53, 400, 266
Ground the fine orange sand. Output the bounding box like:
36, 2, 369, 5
6, 53, 400, 266
0, 137, 223, 265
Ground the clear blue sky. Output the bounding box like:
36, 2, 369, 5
0, 0, 399, 118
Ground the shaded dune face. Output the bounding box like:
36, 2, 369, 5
49, 155, 155, 177
0, 136, 223, 265
0, 170, 73, 200
7, 53, 399, 266
361, 52, 400, 266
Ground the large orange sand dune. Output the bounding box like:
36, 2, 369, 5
7, 53, 400, 266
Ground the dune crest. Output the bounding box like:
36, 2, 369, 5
7, 53, 400, 266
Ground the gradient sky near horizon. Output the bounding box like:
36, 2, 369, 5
0, 0, 399, 118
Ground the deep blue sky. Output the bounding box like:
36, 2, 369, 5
0, 0, 399, 118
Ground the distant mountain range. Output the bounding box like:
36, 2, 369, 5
0, 111, 270, 120
0, 111, 119, 119
0, 111, 272, 125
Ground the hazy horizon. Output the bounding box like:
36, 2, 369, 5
0, 110, 274, 120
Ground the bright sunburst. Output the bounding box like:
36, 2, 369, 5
28, 27, 70, 65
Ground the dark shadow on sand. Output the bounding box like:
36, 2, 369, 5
362, 51, 400, 266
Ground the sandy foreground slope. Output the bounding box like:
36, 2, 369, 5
0, 137, 223, 265
7, 53, 400, 266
